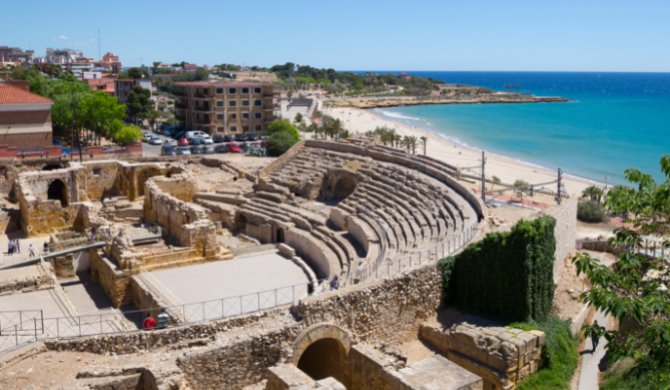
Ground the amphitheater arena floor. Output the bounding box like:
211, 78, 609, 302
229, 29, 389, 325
150, 253, 311, 305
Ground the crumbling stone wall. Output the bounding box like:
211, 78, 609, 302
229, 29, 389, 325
90, 249, 133, 307
85, 161, 121, 200
547, 196, 578, 280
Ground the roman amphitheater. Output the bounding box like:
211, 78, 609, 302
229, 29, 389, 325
0, 138, 579, 390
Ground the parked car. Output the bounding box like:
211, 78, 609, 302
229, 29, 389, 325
178, 138, 189, 146
165, 139, 178, 146
161, 145, 177, 156
227, 143, 242, 153
199, 135, 214, 144
189, 138, 202, 146
190, 146, 203, 155
149, 136, 163, 145
202, 145, 215, 154
260, 140, 266, 148
235, 134, 247, 142
141, 133, 149, 142
247, 134, 258, 141
176, 146, 191, 155
223, 135, 235, 143
213, 135, 224, 143
215, 144, 228, 153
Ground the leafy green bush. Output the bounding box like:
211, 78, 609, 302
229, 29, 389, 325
438, 216, 556, 322
266, 132, 298, 157
514, 179, 529, 188
577, 201, 608, 223
516, 316, 578, 390
267, 120, 300, 141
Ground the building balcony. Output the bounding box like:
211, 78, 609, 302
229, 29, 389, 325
174, 103, 188, 110
193, 93, 214, 100
194, 118, 214, 125
263, 92, 280, 97
263, 115, 280, 123
175, 113, 186, 121
194, 106, 214, 112
263, 104, 281, 111
173, 90, 188, 97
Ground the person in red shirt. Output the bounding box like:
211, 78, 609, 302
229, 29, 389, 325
142, 313, 156, 330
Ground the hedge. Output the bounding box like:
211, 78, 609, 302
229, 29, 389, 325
438, 216, 556, 323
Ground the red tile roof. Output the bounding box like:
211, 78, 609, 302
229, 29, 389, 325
173, 81, 278, 87
0, 83, 54, 104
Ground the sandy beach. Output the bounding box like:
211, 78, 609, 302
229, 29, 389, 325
320, 106, 593, 197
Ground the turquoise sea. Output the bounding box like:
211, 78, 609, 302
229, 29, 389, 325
355, 72, 670, 186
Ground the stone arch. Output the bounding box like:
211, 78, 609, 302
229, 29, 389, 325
136, 167, 162, 197
42, 164, 62, 171
47, 179, 68, 207
291, 323, 353, 387
276, 227, 285, 243
236, 214, 248, 231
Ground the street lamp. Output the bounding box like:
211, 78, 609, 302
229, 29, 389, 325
603, 176, 610, 191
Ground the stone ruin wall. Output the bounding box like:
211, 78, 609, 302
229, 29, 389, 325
547, 196, 578, 280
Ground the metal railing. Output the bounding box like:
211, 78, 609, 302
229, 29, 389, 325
0, 310, 43, 335
578, 236, 668, 260
0, 222, 479, 354
51, 272, 79, 321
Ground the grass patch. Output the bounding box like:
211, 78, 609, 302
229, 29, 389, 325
516, 316, 578, 390
600, 357, 669, 390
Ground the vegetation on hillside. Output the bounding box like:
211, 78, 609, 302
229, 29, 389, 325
577, 201, 608, 223
266, 132, 298, 157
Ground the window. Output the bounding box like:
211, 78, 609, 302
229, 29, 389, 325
228, 87, 237, 94
217, 126, 224, 133
243, 125, 250, 132
229, 100, 237, 107
230, 126, 238, 133
254, 99, 262, 106
230, 113, 237, 120
216, 88, 223, 94
241, 87, 249, 94
93, 169, 101, 176
254, 87, 262, 94
254, 112, 262, 119
216, 100, 224, 107
242, 100, 250, 107
216, 114, 224, 120
196, 88, 200, 94
255, 124, 262, 131
242, 113, 249, 119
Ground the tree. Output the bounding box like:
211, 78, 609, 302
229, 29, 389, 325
491, 175, 501, 190
111, 64, 120, 75
294, 113, 303, 123
115, 124, 142, 145
30, 64, 41, 72
125, 85, 153, 125
194, 67, 209, 81
407, 135, 418, 154
148, 110, 160, 131
266, 132, 298, 157
45, 64, 62, 78
10, 66, 39, 80
80, 91, 126, 145
574, 155, 670, 385
582, 185, 605, 204
420, 136, 428, 156
127, 67, 143, 79
267, 120, 300, 141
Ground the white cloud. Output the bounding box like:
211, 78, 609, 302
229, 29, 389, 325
75, 42, 79, 45
90, 39, 95, 42
52, 38, 55, 41
58, 35, 67, 40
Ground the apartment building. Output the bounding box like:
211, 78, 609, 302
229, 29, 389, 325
173, 82, 279, 136
114, 79, 153, 104
0, 82, 54, 150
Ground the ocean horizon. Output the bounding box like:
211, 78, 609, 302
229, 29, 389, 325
350, 71, 670, 186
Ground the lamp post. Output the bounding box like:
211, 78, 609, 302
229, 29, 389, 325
603, 176, 610, 191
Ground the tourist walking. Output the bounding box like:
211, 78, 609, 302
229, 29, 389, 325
308, 281, 315, 296
43, 241, 49, 255
330, 275, 339, 291
29, 244, 35, 257
7, 240, 13, 256
157, 309, 170, 329
142, 313, 156, 330
590, 320, 600, 352
16, 239, 20, 254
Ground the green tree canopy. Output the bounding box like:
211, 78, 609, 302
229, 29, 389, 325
266, 132, 298, 157
80, 92, 126, 140
10, 66, 39, 80
574, 154, 670, 385
127, 67, 143, 79
267, 120, 300, 141
194, 67, 209, 81
115, 124, 142, 145
125, 85, 153, 123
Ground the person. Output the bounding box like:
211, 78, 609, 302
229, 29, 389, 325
590, 320, 600, 352
91, 230, 96, 242
108, 226, 113, 241
142, 313, 156, 330
7, 240, 13, 256
157, 309, 170, 329
308, 281, 315, 296
29, 243, 35, 257
16, 239, 20, 254
86, 231, 93, 242
43, 241, 49, 254
46, 151, 49, 158
330, 275, 339, 291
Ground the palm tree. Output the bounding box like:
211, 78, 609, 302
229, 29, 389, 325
393, 133, 402, 149
148, 110, 160, 131
420, 136, 428, 156
582, 186, 605, 203
30, 64, 41, 72
491, 176, 501, 190
407, 135, 418, 154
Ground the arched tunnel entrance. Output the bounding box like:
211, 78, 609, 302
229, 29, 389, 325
331, 175, 356, 201
291, 324, 353, 389
297, 338, 349, 387
47, 179, 68, 207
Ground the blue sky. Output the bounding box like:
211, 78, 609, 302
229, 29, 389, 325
2, 0, 669, 72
